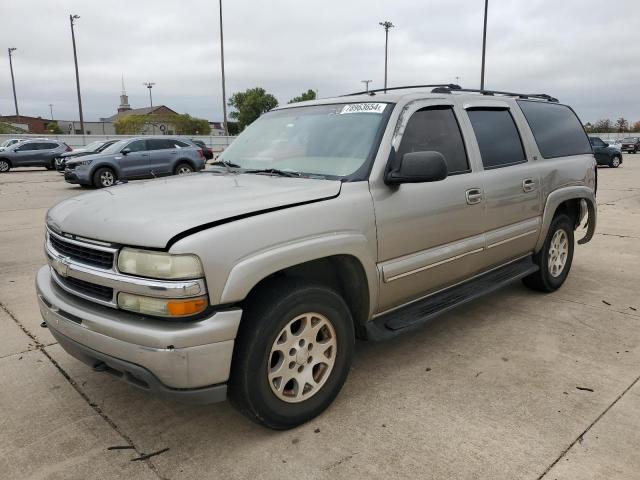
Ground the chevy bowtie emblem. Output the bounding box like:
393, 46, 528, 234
53, 256, 70, 277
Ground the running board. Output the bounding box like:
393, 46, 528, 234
365, 256, 538, 341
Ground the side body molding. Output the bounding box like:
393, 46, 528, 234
219, 232, 379, 317
535, 186, 597, 252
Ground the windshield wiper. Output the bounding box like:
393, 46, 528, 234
243, 168, 303, 178
210, 160, 242, 169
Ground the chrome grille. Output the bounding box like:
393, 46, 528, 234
49, 234, 114, 269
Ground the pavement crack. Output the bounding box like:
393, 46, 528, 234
595, 232, 640, 240
536, 373, 640, 480
0, 301, 167, 480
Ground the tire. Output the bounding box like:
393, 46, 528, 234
610, 156, 621, 168
92, 167, 116, 188
229, 278, 355, 430
523, 214, 574, 292
0, 159, 10, 173
174, 163, 194, 175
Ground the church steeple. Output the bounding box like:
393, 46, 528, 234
118, 75, 131, 113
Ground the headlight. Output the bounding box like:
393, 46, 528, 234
118, 292, 208, 317
75, 159, 93, 166
117, 248, 204, 279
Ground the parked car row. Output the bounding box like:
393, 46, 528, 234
0, 136, 210, 187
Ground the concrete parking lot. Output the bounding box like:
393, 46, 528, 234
1, 159, 639, 480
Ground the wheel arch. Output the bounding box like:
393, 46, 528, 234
219, 235, 378, 335
0, 157, 12, 167
534, 186, 596, 252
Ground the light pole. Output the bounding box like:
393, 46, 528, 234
49, 104, 54, 120
480, 0, 489, 90
144, 82, 155, 107
218, 0, 229, 136
7, 48, 19, 122
69, 14, 85, 135
361, 80, 372, 92
379, 21, 394, 92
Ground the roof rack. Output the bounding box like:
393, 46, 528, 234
431, 85, 558, 102
343, 84, 462, 97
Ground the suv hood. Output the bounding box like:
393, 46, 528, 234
47, 172, 342, 248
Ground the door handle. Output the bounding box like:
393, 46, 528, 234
522, 178, 536, 192
465, 188, 483, 205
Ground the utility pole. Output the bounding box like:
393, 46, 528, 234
455, 76, 460, 86
69, 14, 85, 135
218, 0, 229, 136
480, 0, 489, 90
144, 82, 155, 107
361, 80, 372, 92
379, 21, 394, 92
49, 104, 54, 120
7, 48, 19, 122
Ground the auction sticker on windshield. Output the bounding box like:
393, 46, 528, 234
340, 103, 387, 114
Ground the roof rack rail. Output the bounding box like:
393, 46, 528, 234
343, 84, 462, 97
431, 86, 558, 103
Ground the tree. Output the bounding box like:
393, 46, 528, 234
228, 87, 278, 131
593, 118, 613, 133
166, 114, 210, 135
583, 122, 594, 133
114, 115, 147, 134
614, 117, 629, 133
46, 122, 63, 134
288, 89, 317, 104
632, 121, 640, 132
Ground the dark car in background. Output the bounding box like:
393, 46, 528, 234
64, 136, 206, 188
620, 136, 640, 154
55, 139, 119, 171
590, 136, 623, 168
190, 138, 213, 160
0, 140, 71, 172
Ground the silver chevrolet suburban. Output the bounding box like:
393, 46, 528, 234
36, 85, 597, 429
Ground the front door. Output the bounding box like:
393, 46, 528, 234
463, 103, 542, 268
372, 101, 487, 312
118, 139, 150, 178
589, 137, 609, 163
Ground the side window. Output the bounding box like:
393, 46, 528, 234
125, 140, 146, 152
517, 100, 591, 158
397, 106, 470, 174
146, 139, 164, 151
43, 142, 59, 150
590, 137, 604, 147
18, 142, 38, 151
175, 140, 191, 148
467, 109, 526, 169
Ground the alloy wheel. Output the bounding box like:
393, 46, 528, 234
268, 312, 337, 403
548, 229, 569, 277
100, 171, 115, 187
0, 160, 9, 172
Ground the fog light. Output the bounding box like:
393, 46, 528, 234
118, 292, 208, 318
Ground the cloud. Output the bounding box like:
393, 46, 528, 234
1, 0, 638, 123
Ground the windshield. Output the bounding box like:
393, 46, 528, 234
100, 139, 129, 154
82, 141, 103, 151
219, 102, 391, 178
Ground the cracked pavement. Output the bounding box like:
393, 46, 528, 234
1, 160, 639, 479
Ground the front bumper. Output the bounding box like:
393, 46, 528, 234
36, 266, 241, 404
64, 168, 92, 185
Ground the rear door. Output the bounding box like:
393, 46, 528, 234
118, 139, 150, 178
39, 142, 62, 166
147, 138, 180, 175
462, 101, 542, 268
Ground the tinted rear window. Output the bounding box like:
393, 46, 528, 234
517, 100, 591, 158
467, 109, 526, 169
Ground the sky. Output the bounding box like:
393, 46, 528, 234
1, 0, 639, 124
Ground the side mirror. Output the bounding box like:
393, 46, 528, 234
121, 148, 131, 155
385, 151, 448, 185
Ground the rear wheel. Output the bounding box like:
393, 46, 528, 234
0, 159, 10, 173
93, 167, 116, 188
523, 214, 574, 292
230, 279, 354, 429
174, 163, 194, 175
611, 156, 621, 168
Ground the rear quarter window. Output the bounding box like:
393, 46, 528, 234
517, 100, 591, 158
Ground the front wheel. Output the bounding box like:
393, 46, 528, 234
523, 214, 574, 292
93, 167, 116, 188
611, 156, 621, 168
230, 279, 355, 429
